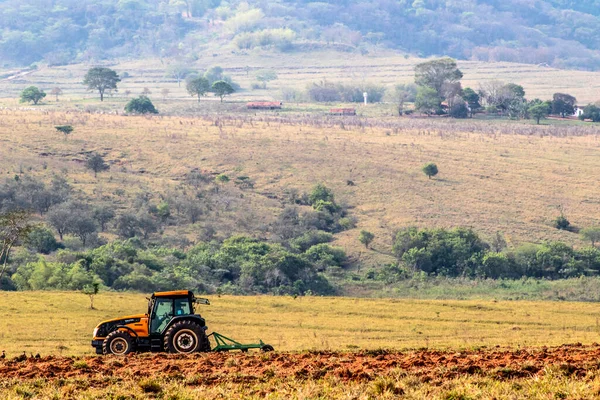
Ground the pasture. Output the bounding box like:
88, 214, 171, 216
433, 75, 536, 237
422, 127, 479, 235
1, 292, 600, 357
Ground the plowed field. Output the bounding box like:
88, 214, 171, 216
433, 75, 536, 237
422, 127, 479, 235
2, 344, 599, 385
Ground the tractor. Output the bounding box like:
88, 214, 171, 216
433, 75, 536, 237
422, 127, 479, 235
91, 290, 273, 355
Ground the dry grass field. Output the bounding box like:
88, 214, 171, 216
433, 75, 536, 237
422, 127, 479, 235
1, 109, 599, 268
1, 291, 600, 357
2, 292, 600, 399
2, 50, 600, 105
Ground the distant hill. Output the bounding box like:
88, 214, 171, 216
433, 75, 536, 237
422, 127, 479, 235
1, 0, 600, 70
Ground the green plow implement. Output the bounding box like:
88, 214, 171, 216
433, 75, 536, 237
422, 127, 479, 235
208, 332, 274, 352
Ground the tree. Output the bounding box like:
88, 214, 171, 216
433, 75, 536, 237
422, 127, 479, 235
212, 81, 235, 102
82, 282, 100, 310
70, 214, 97, 246
50, 87, 63, 102
124, 95, 158, 114
394, 83, 417, 116
449, 100, 468, 118
20, 86, 46, 105
581, 227, 600, 247
462, 87, 480, 117
86, 153, 110, 178
414, 86, 440, 115
255, 69, 278, 89
24, 226, 60, 254
422, 163, 438, 179
528, 103, 549, 124
0, 210, 33, 283
580, 104, 600, 122
552, 93, 576, 117
166, 64, 194, 87
186, 76, 210, 102
93, 205, 115, 232
161, 88, 170, 100
359, 230, 375, 249
55, 125, 73, 140
414, 58, 463, 98
47, 205, 72, 241
83, 67, 120, 101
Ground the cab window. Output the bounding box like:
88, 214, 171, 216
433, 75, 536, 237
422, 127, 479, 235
174, 298, 191, 316
150, 298, 173, 334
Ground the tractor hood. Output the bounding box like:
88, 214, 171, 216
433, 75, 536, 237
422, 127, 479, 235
96, 314, 147, 326
93, 314, 147, 339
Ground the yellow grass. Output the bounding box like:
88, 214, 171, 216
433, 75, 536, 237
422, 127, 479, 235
1, 291, 599, 357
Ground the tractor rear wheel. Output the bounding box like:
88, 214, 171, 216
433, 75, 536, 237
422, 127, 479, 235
103, 330, 135, 355
164, 321, 210, 354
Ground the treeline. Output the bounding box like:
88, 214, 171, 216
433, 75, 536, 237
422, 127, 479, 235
367, 227, 600, 282
0, 180, 353, 295
3, 0, 600, 70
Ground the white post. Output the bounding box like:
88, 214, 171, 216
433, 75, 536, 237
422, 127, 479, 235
363, 92, 368, 105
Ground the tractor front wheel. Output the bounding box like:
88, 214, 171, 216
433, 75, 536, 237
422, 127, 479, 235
164, 321, 209, 354
103, 330, 135, 356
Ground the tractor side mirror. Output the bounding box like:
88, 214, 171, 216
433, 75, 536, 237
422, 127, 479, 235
194, 298, 210, 305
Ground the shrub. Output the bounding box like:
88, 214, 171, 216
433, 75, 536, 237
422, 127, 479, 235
553, 215, 571, 230
24, 227, 61, 254
422, 163, 439, 179
124, 95, 158, 114
359, 230, 375, 249
289, 230, 333, 252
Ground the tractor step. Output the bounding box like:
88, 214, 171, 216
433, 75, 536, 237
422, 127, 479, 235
150, 338, 163, 351
208, 332, 274, 352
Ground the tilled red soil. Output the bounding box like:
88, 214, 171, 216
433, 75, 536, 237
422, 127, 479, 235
1, 344, 599, 385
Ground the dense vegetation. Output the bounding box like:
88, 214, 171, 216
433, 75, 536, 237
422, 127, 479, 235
0, 173, 351, 295
2, 0, 600, 69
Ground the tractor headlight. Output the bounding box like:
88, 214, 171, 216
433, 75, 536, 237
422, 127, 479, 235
93, 327, 99, 338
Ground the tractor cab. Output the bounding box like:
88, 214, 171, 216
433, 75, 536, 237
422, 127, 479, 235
147, 290, 209, 335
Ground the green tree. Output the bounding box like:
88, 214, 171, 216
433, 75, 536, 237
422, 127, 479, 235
580, 104, 600, 122
422, 162, 438, 179
20, 86, 46, 104
462, 87, 480, 117
55, 125, 73, 140
581, 227, 600, 247
24, 226, 60, 254
186, 76, 210, 102
552, 93, 576, 117
414, 86, 440, 115
528, 103, 549, 124
86, 153, 110, 178
414, 58, 463, 98
83, 67, 120, 101
212, 81, 235, 102
124, 95, 158, 114
255, 69, 278, 89
359, 230, 375, 249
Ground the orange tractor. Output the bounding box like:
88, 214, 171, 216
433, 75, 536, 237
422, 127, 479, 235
91, 290, 273, 355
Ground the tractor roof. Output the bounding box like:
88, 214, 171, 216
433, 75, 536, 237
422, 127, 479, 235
153, 290, 191, 297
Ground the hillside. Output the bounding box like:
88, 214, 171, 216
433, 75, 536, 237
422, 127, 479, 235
1, 108, 600, 287
2, 0, 600, 70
